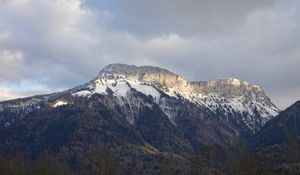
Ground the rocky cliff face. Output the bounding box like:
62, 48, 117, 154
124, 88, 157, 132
0, 64, 279, 135
74, 64, 279, 134
0, 63, 281, 174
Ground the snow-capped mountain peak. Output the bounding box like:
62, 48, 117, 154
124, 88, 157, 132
0, 63, 280, 137
71, 64, 280, 132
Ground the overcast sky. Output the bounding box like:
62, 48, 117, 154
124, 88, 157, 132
0, 0, 299, 109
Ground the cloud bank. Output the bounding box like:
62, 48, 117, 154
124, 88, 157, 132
0, 0, 299, 109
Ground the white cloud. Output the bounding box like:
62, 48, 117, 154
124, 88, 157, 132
0, 49, 26, 81
0, 0, 99, 82
0, 30, 9, 40
0, 79, 53, 101
270, 87, 300, 110
142, 34, 187, 55
0, 0, 299, 109
0, 87, 24, 101
0, 49, 23, 62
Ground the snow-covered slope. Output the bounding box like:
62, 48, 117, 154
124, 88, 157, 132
71, 64, 279, 133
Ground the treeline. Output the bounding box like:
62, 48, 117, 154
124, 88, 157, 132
0, 139, 299, 175
0, 149, 118, 175
189, 138, 300, 175
161, 137, 300, 175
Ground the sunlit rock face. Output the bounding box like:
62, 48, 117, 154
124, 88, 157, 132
0, 63, 283, 173
0, 64, 280, 154
95, 64, 279, 133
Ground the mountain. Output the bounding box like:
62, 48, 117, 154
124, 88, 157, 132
251, 101, 300, 174
75, 63, 279, 134
253, 101, 300, 149
0, 63, 280, 173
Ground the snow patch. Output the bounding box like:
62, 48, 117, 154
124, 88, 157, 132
94, 79, 108, 94
73, 90, 92, 97
129, 81, 161, 99
69, 71, 279, 129
109, 81, 130, 96
4, 122, 11, 127
53, 101, 68, 108
228, 78, 241, 86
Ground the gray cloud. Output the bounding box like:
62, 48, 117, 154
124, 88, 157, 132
0, 0, 299, 109
90, 0, 279, 37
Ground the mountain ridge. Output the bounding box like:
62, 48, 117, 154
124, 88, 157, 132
72, 64, 279, 132
253, 100, 300, 149
0, 63, 284, 174
0, 64, 280, 135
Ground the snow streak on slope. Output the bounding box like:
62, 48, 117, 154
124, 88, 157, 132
128, 81, 161, 100
72, 75, 162, 125
71, 64, 279, 131
73, 77, 160, 100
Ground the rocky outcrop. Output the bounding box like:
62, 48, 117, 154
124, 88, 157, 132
0, 63, 283, 174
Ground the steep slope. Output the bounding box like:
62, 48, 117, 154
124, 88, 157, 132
0, 92, 194, 174
253, 101, 300, 149
251, 101, 300, 174
0, 63, 280, 173
0, 64, 280, 142
73, 63, 279, 134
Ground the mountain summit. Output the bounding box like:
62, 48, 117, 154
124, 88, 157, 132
0, 63, 281, 174
0, 64, 279, 134
73, 64, 279, 133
